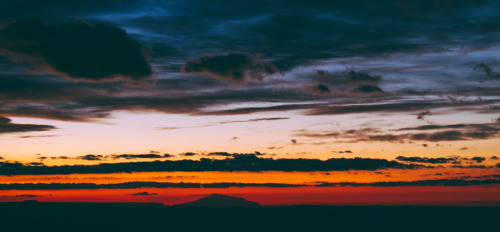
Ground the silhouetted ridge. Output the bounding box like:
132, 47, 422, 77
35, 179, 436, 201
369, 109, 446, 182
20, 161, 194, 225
175, 194, 261, 207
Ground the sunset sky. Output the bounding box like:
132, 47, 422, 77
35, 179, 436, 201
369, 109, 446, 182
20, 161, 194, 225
1, 0, 500, 205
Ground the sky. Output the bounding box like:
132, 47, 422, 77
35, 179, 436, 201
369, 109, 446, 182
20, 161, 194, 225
1, 0, 500, 205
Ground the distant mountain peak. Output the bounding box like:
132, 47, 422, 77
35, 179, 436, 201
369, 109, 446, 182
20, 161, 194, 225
174, 194, 261, 207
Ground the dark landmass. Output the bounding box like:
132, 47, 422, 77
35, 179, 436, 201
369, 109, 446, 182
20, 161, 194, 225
0, 200, 497, 232
174, 194, 261, 207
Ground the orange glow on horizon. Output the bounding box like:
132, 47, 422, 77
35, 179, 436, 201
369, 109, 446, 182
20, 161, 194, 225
1, 186, 499, 206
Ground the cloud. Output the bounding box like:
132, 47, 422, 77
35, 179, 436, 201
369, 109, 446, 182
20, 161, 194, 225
109, 153, 172, 160
205, 151, 268, 157
0, 182, 306, 190
334, 150, 353, 154
474, 63, 500, 79
180, 152, 197, 157
206, 152, 232, 157
352, 85, 383, 93
0, 117, 56, 134
0, 19, 152, 81
0, 154, 419, 175
369, 130, 500, 142
1, 177, 499, 190
218, 117, 290, 124
132, 192, 157, 196
396, 156, 457, 164
303, 83, 331, 96
15, 194, 44, 198
28, 162, 44, 166
181, 53, 281, 84
50, 156, 70, 160
18, 135, 57, 139
76, 154, 103, 161
339, 70, 384, 94
397, 123, 500, 131
317, 178, 500, 187
469, 157, 486, 163
417, 111, 431, 121
299, 122, 500, 143
51, 153, 175, 161
157, 117, 290, 131
342, 70, 383, 84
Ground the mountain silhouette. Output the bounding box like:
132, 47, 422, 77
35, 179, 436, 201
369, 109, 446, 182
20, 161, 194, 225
174, 194, 261, 207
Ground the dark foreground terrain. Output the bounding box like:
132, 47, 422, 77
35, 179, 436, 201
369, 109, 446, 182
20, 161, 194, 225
0, 201, 498, 232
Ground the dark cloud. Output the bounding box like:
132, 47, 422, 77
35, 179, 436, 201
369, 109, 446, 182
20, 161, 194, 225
50, 156, 70, 160
396, 156, 488, 165
469, 157, 486, 163
109, 153, 172, 160
337, 150, 353, 154
396, 156, 456, 164
397, 123, 500, 132
0, 117, 56, 134
0, 161, 24, 169
342, 70, 382, 84
0, 182, 306, 190
15, 194, 43, 198
0, 155, 418, 175
132, 192, 157, 196
398, 123, 500, 142
18, 135, 57, 139
417, 111, 431, 120
1, 177, 499, 190
304, 83, 331, 96
0, 19, 152, 81
317, 178, 500, 187
298, 123, 500, 142
0, 156, 3, 159
339, 70, 384, 94
368, 130, 499, 142
218, 117, 290, 124
206, 152, 232, 157
181, 53, 281, 84
205, 152, 268, 157
410, 130, 498, 141
51, 153, 174, 161
300, 122, 500, 142
304, 101, 448, 116
180, 152, 197, 157
28, 162, 44, 166
474, 63, 500, 80
352, 85, 383, 93
76, 154, 103, 161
